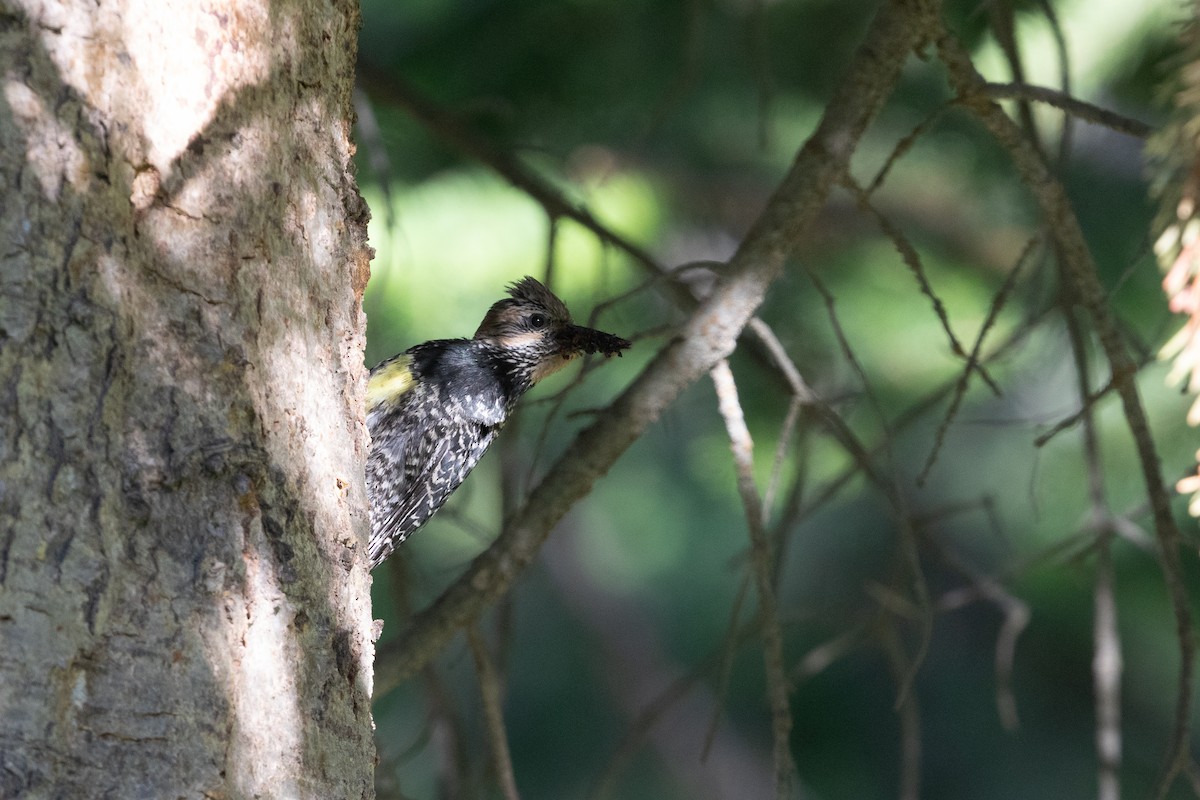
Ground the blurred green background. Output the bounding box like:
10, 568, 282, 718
357, 0, 1199, 798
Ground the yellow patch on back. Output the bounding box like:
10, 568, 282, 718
367, 356, 414, 408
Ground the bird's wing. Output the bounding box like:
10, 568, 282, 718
367, 406, 497, 567
369, 425, 450, 562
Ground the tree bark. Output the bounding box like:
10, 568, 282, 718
0, 1, 375, 797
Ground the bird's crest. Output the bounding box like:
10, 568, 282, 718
475, 276, 570, 342
504, 276, 570, 319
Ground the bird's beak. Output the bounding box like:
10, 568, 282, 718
557, 324, 631, 358
531, 324, 632, 384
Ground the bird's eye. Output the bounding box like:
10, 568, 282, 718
528, 313, 547, 329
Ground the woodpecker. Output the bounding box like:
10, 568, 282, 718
365, 276, 630, 568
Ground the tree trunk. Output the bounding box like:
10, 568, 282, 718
0, 1, 375, 797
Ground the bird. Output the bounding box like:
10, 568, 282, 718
365, 276, 631, 568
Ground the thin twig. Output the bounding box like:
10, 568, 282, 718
753, 288, 1035, 724
467, 625, 522, 800
423, 664, 473, 799
843, 176, 1001, 395
589, 668, 705, 800
742, 317, 814, 530
880, 619, 923, 800
989, 0, 1045, 161
981, 82, 1153, 140
790, 626, 867, 683
356, 64, 665, 275
769, 424, 813, 588
868, 102, 954, 195
586, 594, 767, 800
1031, 0, 1074, 164
543, 215, 560, 287
807, 270, 933, 708
789, 301, 1056, 542
1032, 377, 1117, 447
1065, 298, 1125, 800
763, 396, 803, 524
385, 556, 473, 798
918, 232, 1041, 485
1094, 532, 1122, 800
352, 87, 397, 232
938, 29, 1193, 798
711, 359, 797, 798
701, 576, 752, 763
928, 534, 1030, 731
1185, 759, 1200, 797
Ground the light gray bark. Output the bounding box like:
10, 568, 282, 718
0, 1, 375, 797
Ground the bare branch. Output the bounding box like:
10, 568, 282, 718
988, 0, 1045, 160
702, 576, 752, 763
1030, 0, 1076, 163
1065, 285, 1125, 799
919, 232, 1041, 484
356, 64, 665, 275
711, 359, 797, 798
375, 0, 942, 695
1032, 377, 1118, 447
741, 317, 814, 526
843, 176, 1001, 395
467, 625, 521, 800
764, 396, 804, 523
929, 535, 1030, 731
790, 626, 867, 683
352, 87, 397, 231
868, 102, 953, 194
981, 82, 1153, 140
808, 270, 933, 707
1094, 537, 1122, 800
1185, 759, 1200, 796
937, 29, 1194, 797
880, 620, 923, 800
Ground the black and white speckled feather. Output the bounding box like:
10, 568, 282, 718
365, 277, 630, 568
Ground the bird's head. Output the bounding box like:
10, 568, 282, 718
474, 276, 630, 385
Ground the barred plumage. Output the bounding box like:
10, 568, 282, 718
365, 277, 630, 568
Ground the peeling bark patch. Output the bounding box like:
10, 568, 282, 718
0, 518, 12, 585
81, 564, 108, 634
129, 166, 160, 210
261, 513, 297, 584
332, 628, 356, 684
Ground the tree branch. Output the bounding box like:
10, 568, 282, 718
981, 82, 1153, 140
937, 28, 1194, 798
467, 625, 521, 800
355, 64, 664, 274
375, 0, 942, 694
710, 359, 797, 798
